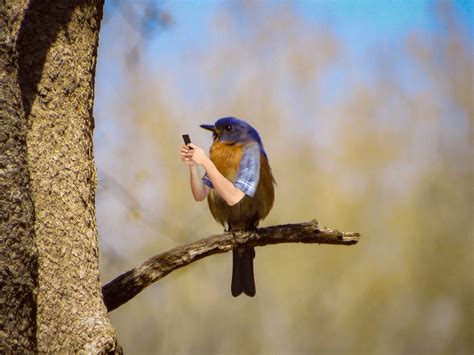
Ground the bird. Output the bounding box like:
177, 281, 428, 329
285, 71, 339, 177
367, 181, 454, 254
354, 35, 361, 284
200, 117, 275, 297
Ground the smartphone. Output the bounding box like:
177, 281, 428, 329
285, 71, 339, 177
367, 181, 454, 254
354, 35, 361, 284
182, 134, 192, 148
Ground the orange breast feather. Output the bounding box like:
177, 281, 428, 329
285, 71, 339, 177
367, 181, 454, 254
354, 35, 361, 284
209, 141, 243, 182
207, 141, 275, 230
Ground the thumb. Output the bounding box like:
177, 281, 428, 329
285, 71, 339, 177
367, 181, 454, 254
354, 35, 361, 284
188, 143, 198, 150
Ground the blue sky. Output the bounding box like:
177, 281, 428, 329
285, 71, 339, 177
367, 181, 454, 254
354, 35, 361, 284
127, 0, 470, 107
142, 0, 472, 59
97, 0, 472, 97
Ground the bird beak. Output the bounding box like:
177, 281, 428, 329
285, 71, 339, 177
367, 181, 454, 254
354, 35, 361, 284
200, 124, 216, 132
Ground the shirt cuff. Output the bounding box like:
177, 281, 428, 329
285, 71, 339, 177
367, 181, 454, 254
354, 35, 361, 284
235, 179, 257, 197
202, 174, 213, 188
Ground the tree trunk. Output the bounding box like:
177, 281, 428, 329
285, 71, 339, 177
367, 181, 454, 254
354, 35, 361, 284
1, 0, 117, 352
0, 1, 37, 351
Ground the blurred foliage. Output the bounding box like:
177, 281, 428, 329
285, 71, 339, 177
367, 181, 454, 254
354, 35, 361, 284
94, 1, 473, 354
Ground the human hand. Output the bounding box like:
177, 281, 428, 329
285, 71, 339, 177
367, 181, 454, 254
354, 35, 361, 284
187, 143, 208, 165
179, 143, 208, 166
180, 144, 195, 166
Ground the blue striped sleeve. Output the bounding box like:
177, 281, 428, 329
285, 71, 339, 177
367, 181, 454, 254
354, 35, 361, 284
235, 142, 260, 197
202, 173, 213, 188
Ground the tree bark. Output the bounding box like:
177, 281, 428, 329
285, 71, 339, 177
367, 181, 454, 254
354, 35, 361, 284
1, 0, 117, 352
0, 1, 37, 351
103, 220, 360, 312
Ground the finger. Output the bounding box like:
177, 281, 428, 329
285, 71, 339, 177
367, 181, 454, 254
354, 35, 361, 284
188, 143, 198, 149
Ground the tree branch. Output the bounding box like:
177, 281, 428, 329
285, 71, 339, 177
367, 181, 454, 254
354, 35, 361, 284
102, 220, 360, 312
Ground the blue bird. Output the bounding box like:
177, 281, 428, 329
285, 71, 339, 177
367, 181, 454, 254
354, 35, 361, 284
180, 117, 275, 297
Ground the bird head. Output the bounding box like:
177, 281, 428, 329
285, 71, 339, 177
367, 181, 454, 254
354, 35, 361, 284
201, 117, 268, 158
200, 117, 262, 145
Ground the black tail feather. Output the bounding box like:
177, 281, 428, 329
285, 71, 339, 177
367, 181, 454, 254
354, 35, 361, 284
231, 247, 256, 297
241, 247, 256, 296
231, 249, 243, 297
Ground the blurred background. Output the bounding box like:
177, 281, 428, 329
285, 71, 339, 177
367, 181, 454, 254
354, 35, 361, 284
93, 1, 473, 354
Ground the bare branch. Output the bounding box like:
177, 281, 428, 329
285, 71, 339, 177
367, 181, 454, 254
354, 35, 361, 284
102, 220, 360, 312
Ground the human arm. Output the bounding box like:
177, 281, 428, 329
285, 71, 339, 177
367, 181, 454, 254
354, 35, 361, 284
201, 158, 245, 206
179, 144, 209, 201
182, 143, 245, 206
189, 165, 209, 201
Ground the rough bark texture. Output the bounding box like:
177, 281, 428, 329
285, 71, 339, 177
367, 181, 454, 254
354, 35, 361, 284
103, 220, 360, 312
0, 1, 37, 351
1, 0, 117, 352
17, 0, 116, 352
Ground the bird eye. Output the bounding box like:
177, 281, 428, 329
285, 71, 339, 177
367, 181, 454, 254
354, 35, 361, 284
224, 125, 232, 132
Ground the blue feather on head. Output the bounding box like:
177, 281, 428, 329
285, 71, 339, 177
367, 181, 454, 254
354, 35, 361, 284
200, 117, 268, 158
